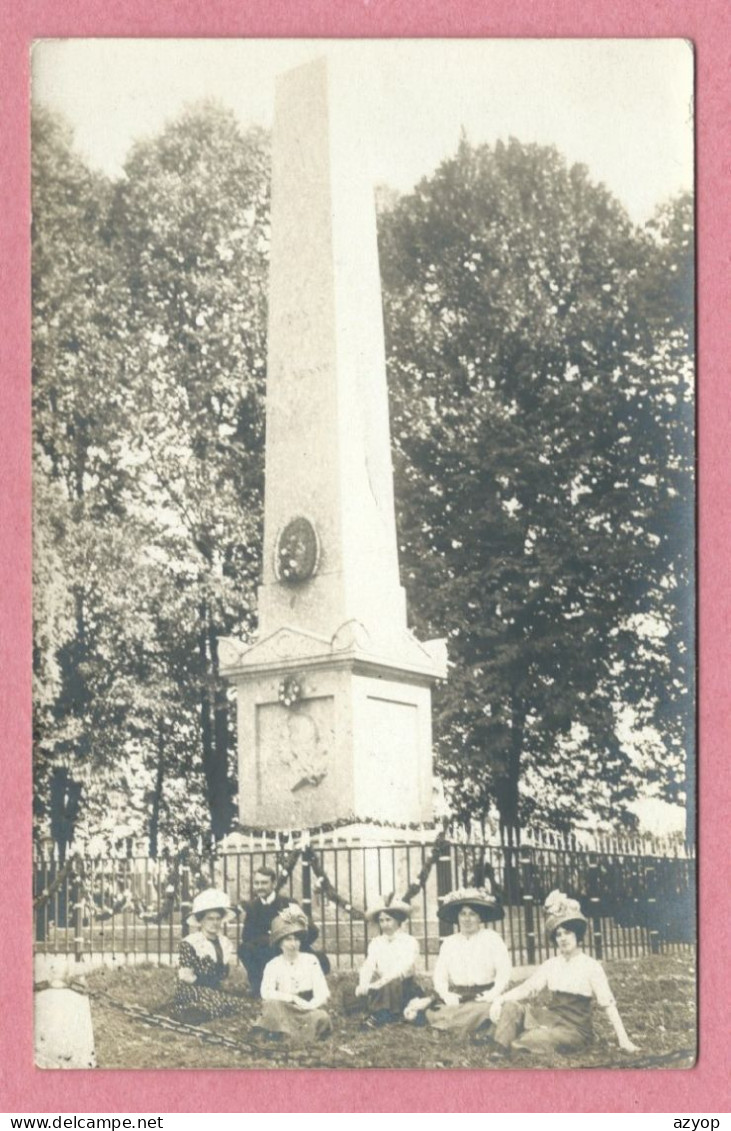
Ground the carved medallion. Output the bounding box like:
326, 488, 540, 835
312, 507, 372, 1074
276, 516, 319, 583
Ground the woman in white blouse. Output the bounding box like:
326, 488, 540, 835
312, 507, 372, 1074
355, 897, 424, 1026
255, 907, 332, 1043
413, 886, 512, 1037
489, 891, 639, 1055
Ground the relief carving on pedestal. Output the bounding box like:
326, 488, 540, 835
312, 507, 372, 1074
284, 709, 328, 794
257, 695, 333, 804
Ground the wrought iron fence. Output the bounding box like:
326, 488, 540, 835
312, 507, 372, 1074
33, 834, 695, 969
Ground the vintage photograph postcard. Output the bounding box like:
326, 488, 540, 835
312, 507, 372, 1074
30, 38, 695, 1071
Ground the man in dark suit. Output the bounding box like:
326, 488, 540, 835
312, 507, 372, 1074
238, 864, 332, 996
238, 866, 290, 996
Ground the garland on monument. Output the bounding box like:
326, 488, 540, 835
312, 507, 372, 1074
33, 826, 450, 924
35, 846, 220, 925
302, 845, 365, 919
231, 815, 443, 839
400, 827, 450, 903
299, 823, 450, 919
274, 847, 303, 891
33, 855, 77, 911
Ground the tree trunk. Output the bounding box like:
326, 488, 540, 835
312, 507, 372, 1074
148, 719, 165, 859
496, 699, 525, 904
209, 622, 235, 840
50, 767, 83, 865
495, 703, 523, 845
684, 745, 695, 844
199, 601, 234, 843
199, 602, 216, 829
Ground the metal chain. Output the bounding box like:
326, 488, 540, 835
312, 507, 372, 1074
85, 986, 283, 1059
83, 985, 346, 1065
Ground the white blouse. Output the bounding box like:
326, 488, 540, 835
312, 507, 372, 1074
357, 931, 420, 992
260, 952, 330, 1009
433, 929, 512, 1001
505, 952, 615, 1008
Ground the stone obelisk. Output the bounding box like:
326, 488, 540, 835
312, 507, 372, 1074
221, 58, 446, 828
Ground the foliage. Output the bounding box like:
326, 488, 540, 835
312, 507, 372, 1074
32, 104, 270, 847
32, 106, 133, 851
379, 139, 694, 836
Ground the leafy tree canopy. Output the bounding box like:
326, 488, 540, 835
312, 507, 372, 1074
32, 104, 270, 849
379, 138, 693, 837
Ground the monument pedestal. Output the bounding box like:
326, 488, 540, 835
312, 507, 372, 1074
221, 629, 445, 828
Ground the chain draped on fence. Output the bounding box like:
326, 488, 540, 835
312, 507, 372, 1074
33, 832, 695, 969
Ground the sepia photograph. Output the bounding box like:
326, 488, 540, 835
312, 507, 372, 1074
30, 38, 695, 1072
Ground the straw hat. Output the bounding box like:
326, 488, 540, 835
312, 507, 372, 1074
269, 907, 310, 948
187, 888, 232, 927
437, 885, 504, 924
364, 895, 412, 924
543, 890, 587, 939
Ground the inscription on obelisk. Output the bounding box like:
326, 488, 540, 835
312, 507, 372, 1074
221, 58, 446, 827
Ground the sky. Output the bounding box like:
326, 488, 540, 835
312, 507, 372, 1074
31, 38, 694, 226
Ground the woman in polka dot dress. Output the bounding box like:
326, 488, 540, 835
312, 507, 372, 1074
172, 888, 241, 1021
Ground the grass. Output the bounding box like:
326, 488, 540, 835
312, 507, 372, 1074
85, 952, 696, 1070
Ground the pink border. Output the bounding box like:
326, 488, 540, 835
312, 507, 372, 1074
2, 0, 728, 1114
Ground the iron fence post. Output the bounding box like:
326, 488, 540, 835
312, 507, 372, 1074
436, 844, 453, 938
181, 863, 192, 940
72, 864, 84, 964
644, 863, 661, 954
586, 854, 604, 960
301, 851, 312, 921
522, 892, 536, 965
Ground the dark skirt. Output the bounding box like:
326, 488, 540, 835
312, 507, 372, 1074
426, 982, 496, 1036
343, 976, 426, 1023
494, 991, 594, 1054
172, 980, 242, 1021
368, 976, 426, 1022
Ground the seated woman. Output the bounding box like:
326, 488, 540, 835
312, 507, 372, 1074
172, 888, 241, 1021
354, 896, 424, 1026
489, 890, 639, 1056
411, 885, 511, 1037
254, 907, 332, 1043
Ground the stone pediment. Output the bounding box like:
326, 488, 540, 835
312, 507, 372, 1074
220, 622, 447, 681
421, 637, 449, 677
219, 627, 333, 674
385, 630, 448, 680
330, 618, 372, 652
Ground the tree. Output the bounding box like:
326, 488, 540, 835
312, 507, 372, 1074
378, 139, 694, 839
107, 102, 271, 840
32, 104, 271, 846
626, 192, 695, 839
32, 107, 132, 847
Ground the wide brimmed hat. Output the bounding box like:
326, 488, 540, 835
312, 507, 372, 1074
365, 895, 412, 924
437, 885, 504, 924
187, 888, 232, 927
543, 890, 587, 939
269, 907, 310, 948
